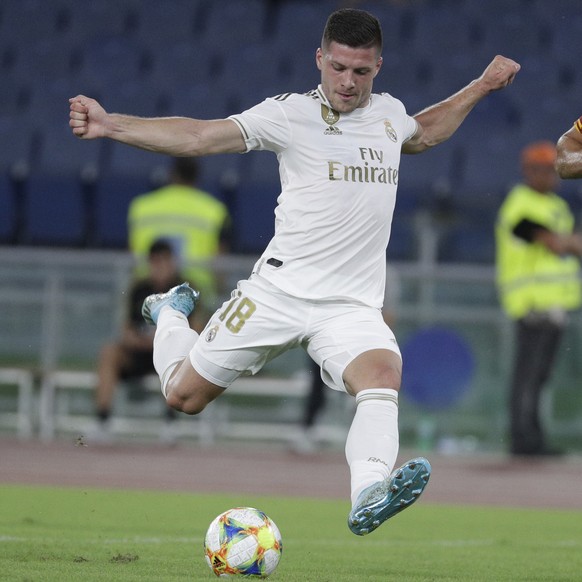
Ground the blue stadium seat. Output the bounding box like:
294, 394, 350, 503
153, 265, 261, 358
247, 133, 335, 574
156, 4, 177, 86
0, 115, 33, 174
132, 0, 202, 45
533, 0, 578, 19
0, 0, 63, 43
438, 223, 496, 264
77, 36, 146, 88
201, 0, 267, 49
413, 6, 482, 58
478, 12, 548, 60
0, 173, 15, 242
509, 55, 562, 101
241, 150, 281, 190
22, 174, 85, 246
63, 0, 136, 44
105, 141, 169, 182
231, 184, 277, 254
12, 38, 79, 85
375, 58, 425, 99
386, 218, 416, 262
353, 1, 417, 52
216, 42, 290, 112
0, 71, 30, 117
394, 186, 423, 215
100, 78, 170, 119
164, 80, 233, 120
271, 40, 320, 95
197, 153, 244, 198
541, 9, 582, 65
399, 145, 458, 197
92, 173, 152, 248
270, 0, 336, 93
148, 41, 222, 90
35, 121, 103, 178
274, 0, 335, 48
27, 77, 97, 135
455, 132, 521, 196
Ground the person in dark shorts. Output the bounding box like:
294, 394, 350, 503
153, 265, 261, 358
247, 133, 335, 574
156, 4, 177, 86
94, 239, 184, 440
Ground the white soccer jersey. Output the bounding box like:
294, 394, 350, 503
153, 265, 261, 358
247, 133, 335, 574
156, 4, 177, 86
229, 85, 417, 308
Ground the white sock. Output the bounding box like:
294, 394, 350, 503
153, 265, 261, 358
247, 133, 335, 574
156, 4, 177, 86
345, 388, 399, 506
153, 306, 199, 397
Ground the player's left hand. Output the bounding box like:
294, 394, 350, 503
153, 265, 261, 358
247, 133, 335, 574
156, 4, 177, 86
478, 55, 521, 92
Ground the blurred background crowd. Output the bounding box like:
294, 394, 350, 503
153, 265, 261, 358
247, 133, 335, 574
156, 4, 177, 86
1, 0, 581, 257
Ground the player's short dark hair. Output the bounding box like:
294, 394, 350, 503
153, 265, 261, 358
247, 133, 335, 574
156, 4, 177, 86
171, 157, 199, 184
322, 9, 382, 53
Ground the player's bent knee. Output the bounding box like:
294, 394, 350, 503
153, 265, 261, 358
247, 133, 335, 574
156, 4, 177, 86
165, 376, 224, 415
167, 393, 206, 415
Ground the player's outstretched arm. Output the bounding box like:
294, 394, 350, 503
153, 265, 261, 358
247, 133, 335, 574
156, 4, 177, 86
68, 95, 246, 157
402, 55, 520, 154
556, 124, 582, 179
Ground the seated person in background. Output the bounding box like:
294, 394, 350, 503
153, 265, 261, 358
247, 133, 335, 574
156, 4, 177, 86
94, 239, 184, 440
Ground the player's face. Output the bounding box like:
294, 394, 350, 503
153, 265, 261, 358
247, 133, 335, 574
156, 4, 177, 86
316, 41, 382, 113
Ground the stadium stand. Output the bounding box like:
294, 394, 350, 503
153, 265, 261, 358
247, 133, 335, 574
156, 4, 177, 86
0, 0, 578, 260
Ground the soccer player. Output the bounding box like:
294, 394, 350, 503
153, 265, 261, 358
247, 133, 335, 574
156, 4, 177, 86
69, 9, 519, 535
556, 117, 582, 179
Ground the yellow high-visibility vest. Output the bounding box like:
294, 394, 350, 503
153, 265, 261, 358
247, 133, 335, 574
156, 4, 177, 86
495, 184, 581, 319
128, 184, 229, 302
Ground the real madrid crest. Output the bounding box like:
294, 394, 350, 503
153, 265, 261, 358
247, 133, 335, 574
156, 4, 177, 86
205, 325, 219, 342
384, 120, 398, 142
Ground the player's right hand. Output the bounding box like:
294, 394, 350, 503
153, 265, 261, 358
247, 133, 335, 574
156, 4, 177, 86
478, 55, 521, 93
69, 95, 107, 139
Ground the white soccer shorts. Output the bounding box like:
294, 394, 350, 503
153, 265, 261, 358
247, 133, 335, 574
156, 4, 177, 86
189, 274, 401, 391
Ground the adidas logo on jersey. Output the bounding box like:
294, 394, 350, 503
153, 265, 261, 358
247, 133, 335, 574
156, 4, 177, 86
324, 125, 342, 135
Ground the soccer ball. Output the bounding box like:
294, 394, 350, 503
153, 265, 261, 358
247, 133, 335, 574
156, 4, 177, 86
204, 507, 283, 578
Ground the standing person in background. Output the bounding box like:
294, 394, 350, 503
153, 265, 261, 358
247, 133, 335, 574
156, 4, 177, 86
556, 116, 582, 179
495, 141, 582, 457
70, 8, 519, 536
94, 240, 184, 442
128, 157, 232, 328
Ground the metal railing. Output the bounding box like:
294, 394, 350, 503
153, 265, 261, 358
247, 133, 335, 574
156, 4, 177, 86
0, 247, 580, 451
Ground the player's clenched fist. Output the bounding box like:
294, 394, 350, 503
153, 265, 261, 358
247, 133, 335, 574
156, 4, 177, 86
479, 55, 521, 92
69, 95, 107, 139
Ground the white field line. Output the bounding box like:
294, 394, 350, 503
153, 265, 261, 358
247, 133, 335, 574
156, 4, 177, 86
2, 534, 581, 549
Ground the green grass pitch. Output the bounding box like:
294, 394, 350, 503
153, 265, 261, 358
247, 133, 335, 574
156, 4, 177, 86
1, 484, 581, 581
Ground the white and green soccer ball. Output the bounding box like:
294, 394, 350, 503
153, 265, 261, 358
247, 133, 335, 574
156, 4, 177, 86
203, 507, 283, 578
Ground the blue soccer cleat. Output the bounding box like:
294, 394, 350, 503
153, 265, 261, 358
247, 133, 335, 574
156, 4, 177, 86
348, 457, 431, 536
141, 282, 199, 325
